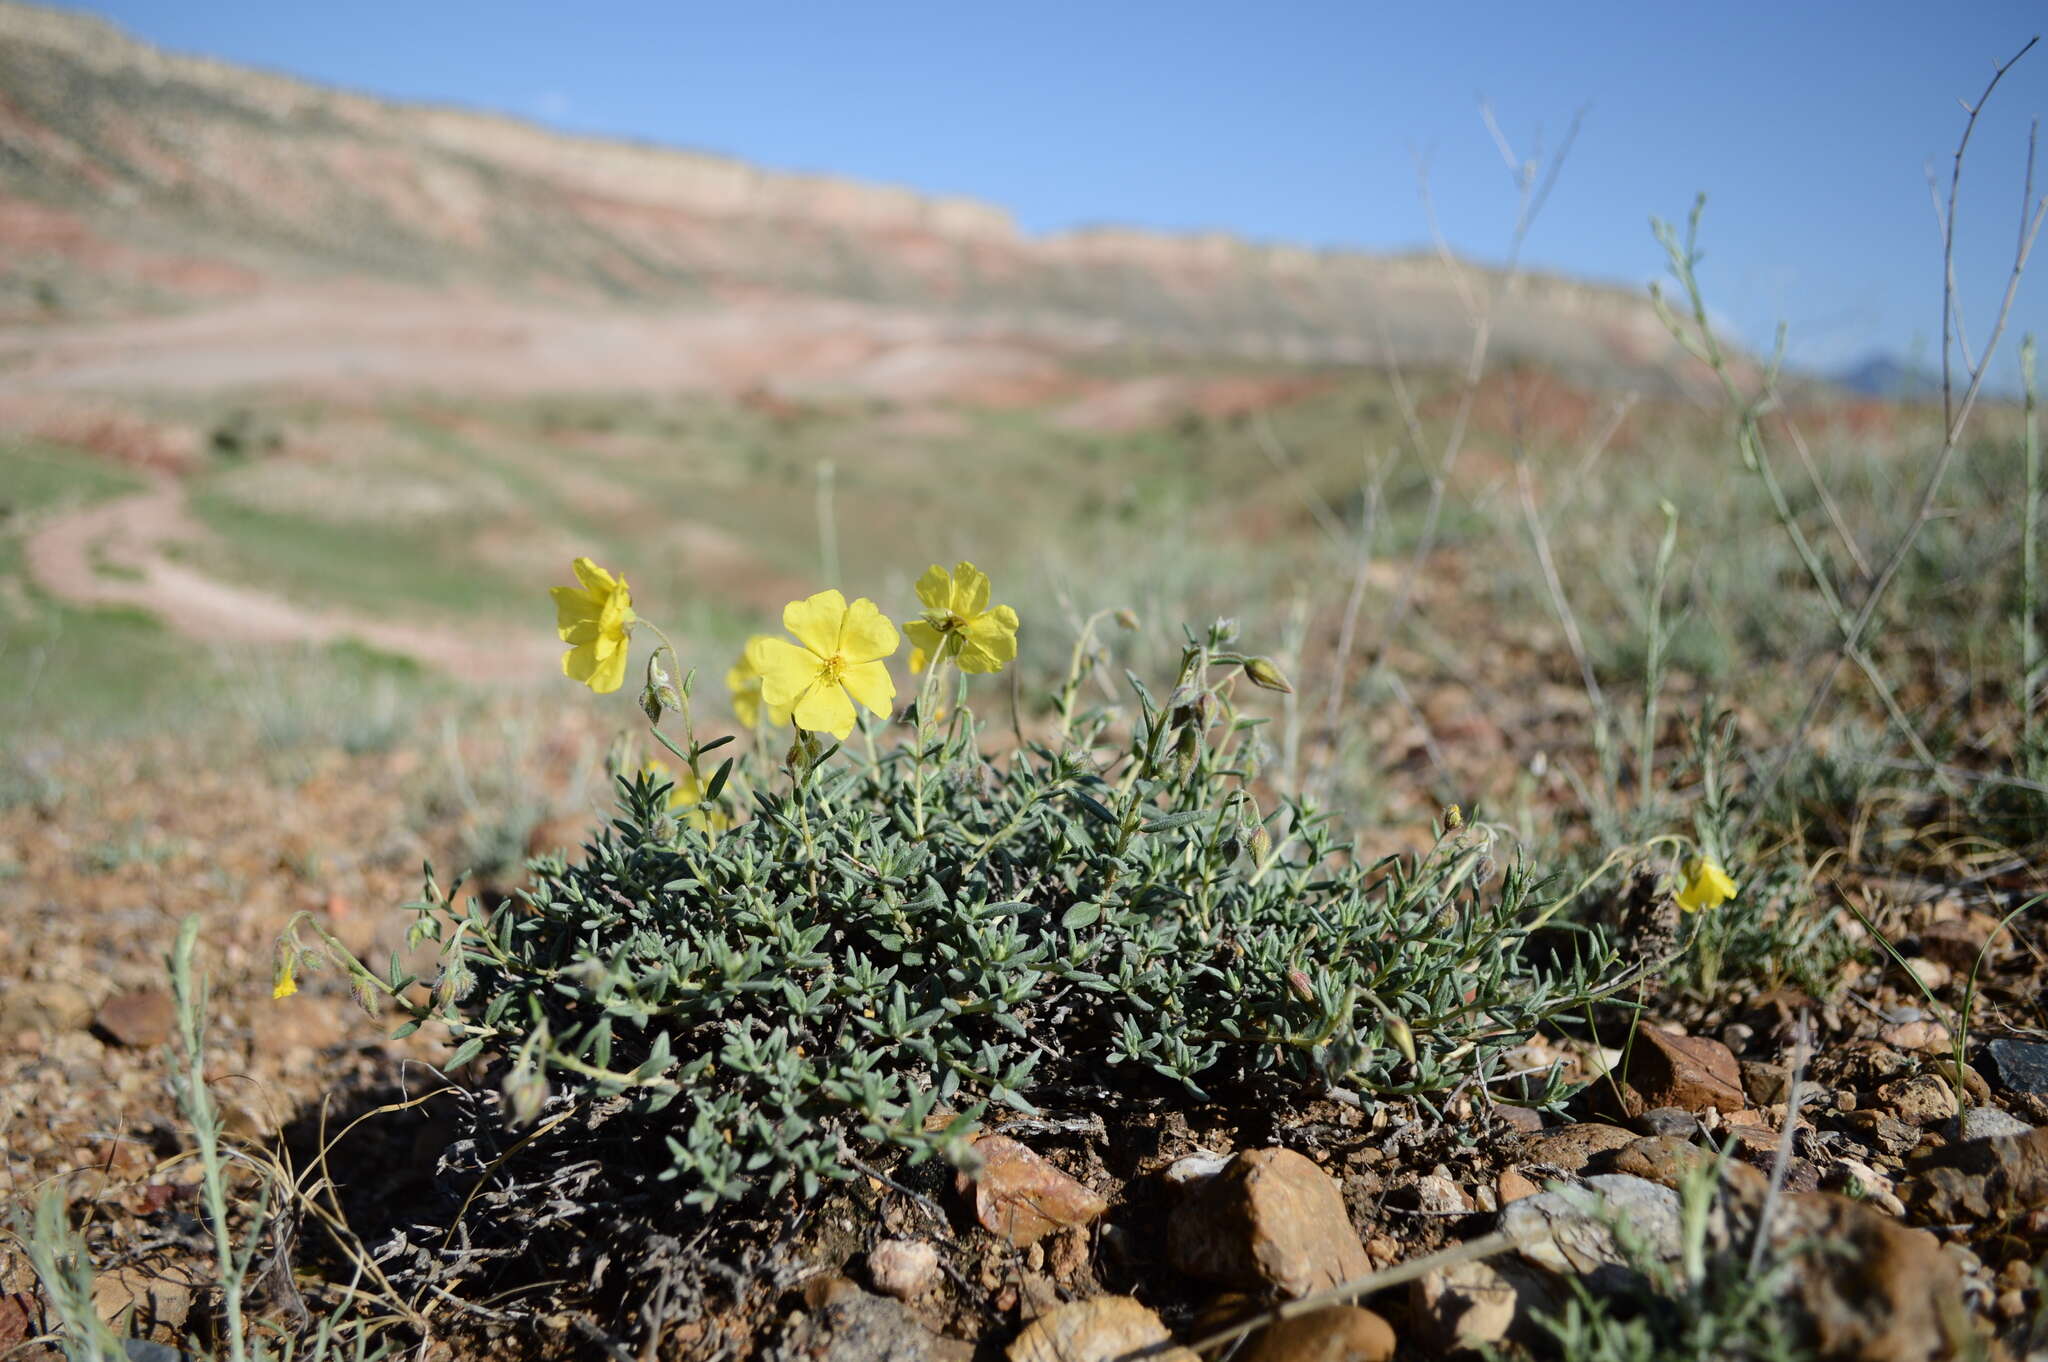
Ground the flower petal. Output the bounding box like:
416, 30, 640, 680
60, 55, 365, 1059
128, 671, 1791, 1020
952, 562, 990, 616
792, 682, 857, 740
572, 557, 617, 595
586, 641, 631, 694
562, 643, 598, 684
914, 564, 952, 613
551, 585, 597, 638
957, 605, 1019, 673
839, 658, 896, 717
783, 590, 848, 656
838, 597, 900, 663
753, 638, 822, 707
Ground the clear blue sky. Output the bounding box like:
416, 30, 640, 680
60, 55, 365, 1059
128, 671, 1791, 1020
58, 1, 2048, 380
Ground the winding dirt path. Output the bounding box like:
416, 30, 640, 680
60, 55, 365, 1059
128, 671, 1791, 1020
23, 476, 561, 683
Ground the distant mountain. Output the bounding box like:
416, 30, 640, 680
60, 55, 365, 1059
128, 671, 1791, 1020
0, 0, 1705, 384
1830, 354, 1942, 400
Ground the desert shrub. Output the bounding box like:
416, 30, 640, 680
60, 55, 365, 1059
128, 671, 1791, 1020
287, 572, 1624, 1210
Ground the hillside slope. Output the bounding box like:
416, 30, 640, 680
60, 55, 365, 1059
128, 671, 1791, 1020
0, 1, 1691, 384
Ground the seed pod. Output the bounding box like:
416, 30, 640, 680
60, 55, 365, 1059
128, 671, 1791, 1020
639, 682, 664, 725
1242, 657, 1294, 694
1249, 823, 1273, 864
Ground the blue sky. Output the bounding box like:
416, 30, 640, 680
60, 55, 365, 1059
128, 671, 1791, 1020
60, 1, 2048, 380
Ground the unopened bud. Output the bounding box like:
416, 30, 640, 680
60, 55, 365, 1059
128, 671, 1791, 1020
1174, 725, 1201, 773
502, 1065, 549, 1127
347, 974, 379, 1020
1384, 1013, 1417, 1065
1445, 803, 1463, 830
1242, 656, 1294, 694
1115, 608, 1141, 631
1249, 823, 1273, 863
1211, 617, 1240, 644
1286, 969, 1316, 1004
786, 731, 823, 772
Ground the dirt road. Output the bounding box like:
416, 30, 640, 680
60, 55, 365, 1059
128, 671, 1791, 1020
23, 475, 559, 683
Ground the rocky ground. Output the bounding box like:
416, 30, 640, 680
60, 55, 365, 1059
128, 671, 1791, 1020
1, 717, 2044, 1362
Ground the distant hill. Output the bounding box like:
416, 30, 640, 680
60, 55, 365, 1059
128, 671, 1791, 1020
0, 1, 1727, 387
1829, 354, 1942, 400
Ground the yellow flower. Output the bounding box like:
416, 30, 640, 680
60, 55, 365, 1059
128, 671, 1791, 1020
1675, 856, 1737, 913
726, 635, 794, 729
645, 760, 730, 834
904, 561, 1019, 674
271, 949, 298, 1000
753, 590, 899, 740
550, 557, 635, 693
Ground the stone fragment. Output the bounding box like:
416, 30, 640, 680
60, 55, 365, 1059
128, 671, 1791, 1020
1407, 1171, 1470, 1215
0, 980, 95, 1042
1626, 1024, 1744, 1113
1236, 1306, 1394, 1362
1904, 1124, 2048, 1223
1008, 1297, 1197, 1362
1767, 1193, 1968, 1362
1498, 1174, 1681, 1290
1602, 1135, 1752, 1194
1167, 1147, 1370, 1299
1877, 1074, 1959, 1127
959, 1136, 1107, 1248
1739, 1059, 1790, 1106
1496, 1169, 1541, 1204
0, 1294, 32, 1353
93, 989, 177, 1049
866, 1239, 939, 1301
91, 1267, 190, 1333
1411, 1257, 1558, 1354
1947, 1106, 2033, 1141
1521, 1123, 1636, 1174
1841, 1109, 1922, 1157
1631, 1107, 1700, 1139
1490, 1104, 1545, 1133
1832, 1157, 1907, 1217
1985, 1038, 2048, 1096
1164, 1150, 1232, 1187
1880, 1019, 1951, 1054
778, 1279, 970, 1362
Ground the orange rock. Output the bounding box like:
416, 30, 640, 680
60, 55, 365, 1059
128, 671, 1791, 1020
1237, 1306, 1395, 1362
1626, 1023, 1744, 1113
1167, 1147, 1370, 1299
958, 1135, 1107, 1248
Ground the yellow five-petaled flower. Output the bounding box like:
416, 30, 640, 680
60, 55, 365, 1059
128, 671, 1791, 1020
550, 557, 636, 694
1676, 855, 1737, 913
753, 590, 899, 740
727, 635, 794, 729
906, 561, 1019, 675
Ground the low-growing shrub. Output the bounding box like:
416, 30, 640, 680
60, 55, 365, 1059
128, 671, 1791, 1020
287, 569, 1626, 1209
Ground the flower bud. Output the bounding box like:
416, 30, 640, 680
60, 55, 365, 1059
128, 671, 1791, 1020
1286, 969, 1316, 1004
1249, 823, 1273, 864
1444, 803, 1463, 830
1242, 656, 1294, 694
503, 1064, 549, 1127
1384, 1013, 1417, 1065
1114, 608, 1141, 631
